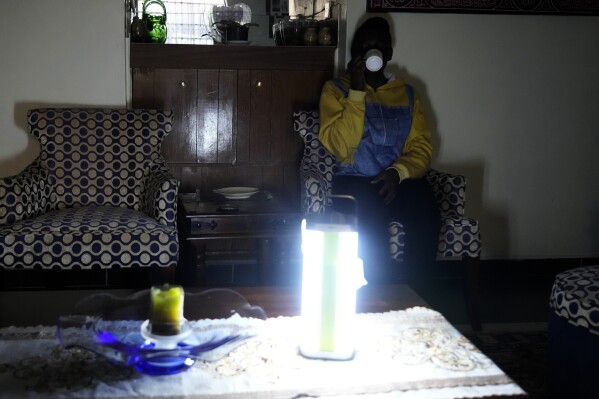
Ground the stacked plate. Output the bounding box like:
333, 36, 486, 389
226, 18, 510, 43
213, 187, 259, 200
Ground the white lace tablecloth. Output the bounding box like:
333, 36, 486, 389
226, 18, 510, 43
0, 307, 525, 399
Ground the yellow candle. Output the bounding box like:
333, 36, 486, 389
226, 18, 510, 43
150, 285, 184, 335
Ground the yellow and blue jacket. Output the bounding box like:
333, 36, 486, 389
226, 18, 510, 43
319, 73, 432, 181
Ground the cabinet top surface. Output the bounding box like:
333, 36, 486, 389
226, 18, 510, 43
181, 195, 301, 218
131, 44, 336, 70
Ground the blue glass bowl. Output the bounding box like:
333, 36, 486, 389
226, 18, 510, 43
57, 289, 266, 376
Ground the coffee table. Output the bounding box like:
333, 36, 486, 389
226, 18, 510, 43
230, 284, 431, 317
0, 285, 526, 398
0, 284, 425, 327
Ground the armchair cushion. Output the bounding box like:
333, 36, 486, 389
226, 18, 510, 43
0, 206, 177, 269
294, 109, 482, 261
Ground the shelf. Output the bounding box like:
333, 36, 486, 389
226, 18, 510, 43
130, 43, 336, 70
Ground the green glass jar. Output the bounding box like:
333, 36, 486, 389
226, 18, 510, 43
142, 0, 167, 44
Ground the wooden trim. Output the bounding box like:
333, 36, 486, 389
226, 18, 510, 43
462, 256, 481, 332
210, 284, 431, 317
366, 0, 599, 16
131, 44, 336, 70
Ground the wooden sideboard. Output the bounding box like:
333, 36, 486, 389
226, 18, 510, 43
130, 44, 335, 284
131, 44, 335, 205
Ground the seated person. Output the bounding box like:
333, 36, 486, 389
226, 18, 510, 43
318, 16, 441, 282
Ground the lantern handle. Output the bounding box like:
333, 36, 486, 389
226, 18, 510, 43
329, 194, 358, 228
330, 194, 358, 216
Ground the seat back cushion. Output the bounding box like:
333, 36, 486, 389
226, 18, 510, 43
28, 109, 173, 210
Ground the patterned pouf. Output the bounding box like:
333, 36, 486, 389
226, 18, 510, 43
548, 265, 599, 398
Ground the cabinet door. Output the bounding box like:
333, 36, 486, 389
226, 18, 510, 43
270, 69, 330, 163
197, 69, 237, 164
132, 68, 238, 165
270, 69, 331, 204
131, 68, 197, 164
235, 68, 331, 205
237, 69, 325, 163
237, 70, 272, 163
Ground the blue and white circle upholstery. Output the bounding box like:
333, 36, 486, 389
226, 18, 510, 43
425, 169, 481, 258
293, 110, 482, 262
0, 206, 178, 270
295, 110, 337, 215
550, 265, 599, 335
0, 109, 179, 270
0, 159, 54, 226
548, 265, 599, 397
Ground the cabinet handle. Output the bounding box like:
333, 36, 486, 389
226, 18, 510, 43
255, 80, 263, 88
193, 220, 218, 232
270, 218, 294, 229
180, 81, 186, 87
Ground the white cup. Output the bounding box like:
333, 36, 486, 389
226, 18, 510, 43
365, 49, 383, 72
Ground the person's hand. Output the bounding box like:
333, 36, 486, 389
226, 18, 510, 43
371, 169, 401, 205
347, 55, 366, 91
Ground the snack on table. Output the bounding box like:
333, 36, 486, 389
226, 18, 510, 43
149, 285, 185, 335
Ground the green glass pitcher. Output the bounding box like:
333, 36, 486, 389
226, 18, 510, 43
143, 0, 167, 43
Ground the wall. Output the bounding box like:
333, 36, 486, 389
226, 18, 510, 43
0, 0, 128, 178
347, 4, 599, 259
1, 1, 597, 259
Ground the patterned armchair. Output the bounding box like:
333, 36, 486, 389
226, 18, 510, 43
0, 109, 179, 284
294, 110, 482, 330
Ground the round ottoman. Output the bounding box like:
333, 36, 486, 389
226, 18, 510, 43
548, 265, 599, 398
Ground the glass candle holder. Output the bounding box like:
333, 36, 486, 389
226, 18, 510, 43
149, 285, 185, 336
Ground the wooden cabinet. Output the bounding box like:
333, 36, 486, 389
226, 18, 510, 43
131, 44, 335, 209
179, 197, 302, 285
131, 44, 335, 285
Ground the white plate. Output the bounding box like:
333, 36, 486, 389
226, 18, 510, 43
213, 187, 259, 199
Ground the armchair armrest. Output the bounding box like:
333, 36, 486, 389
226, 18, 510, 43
438, 215, 482, 258
426, 169, 481, 257
426, 169, 466, 217
0, 158, 54, 226
142, 163, 179, 229
300, 164, 332, 214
